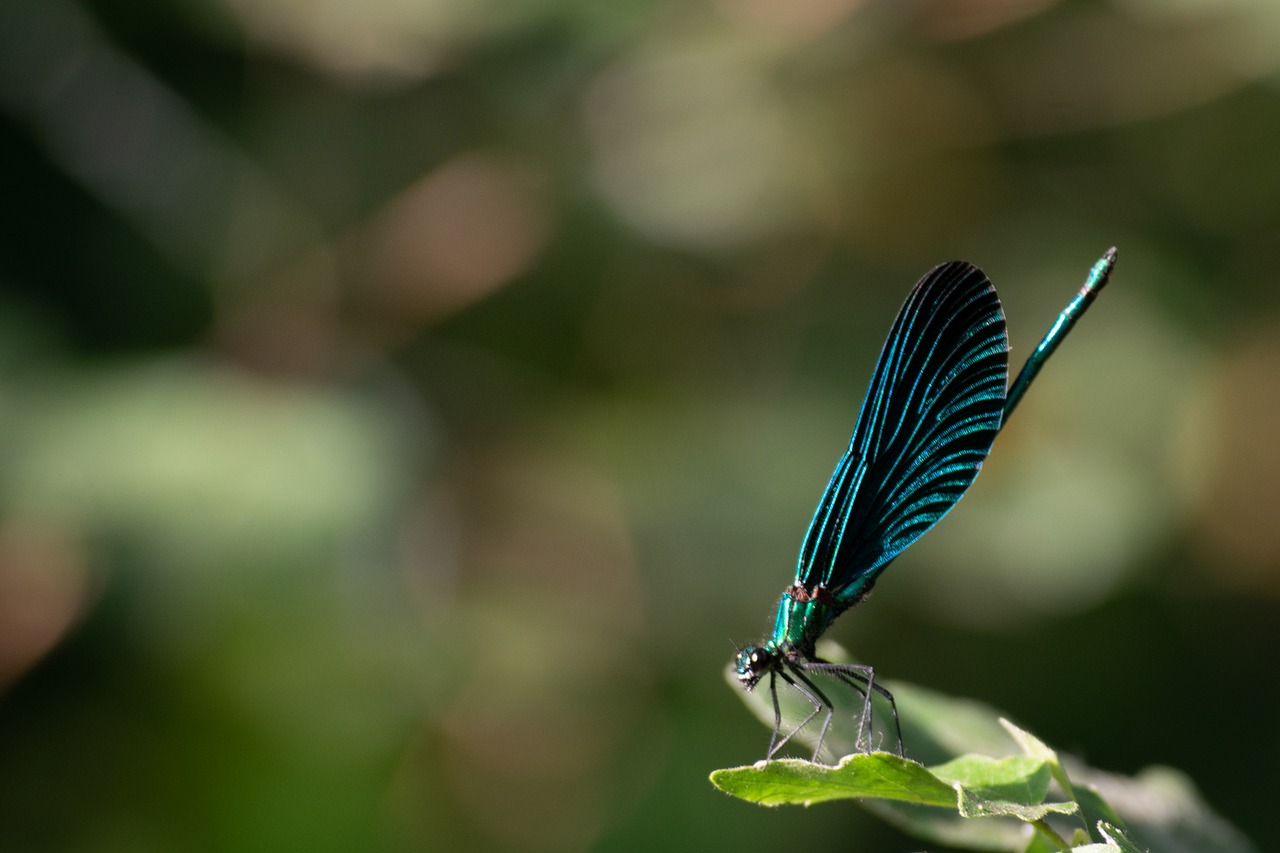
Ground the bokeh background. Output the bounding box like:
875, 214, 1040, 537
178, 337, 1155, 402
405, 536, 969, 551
1, 0, 1279, 850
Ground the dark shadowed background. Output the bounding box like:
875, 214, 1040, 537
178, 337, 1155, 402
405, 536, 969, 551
1, 0, 1279, 850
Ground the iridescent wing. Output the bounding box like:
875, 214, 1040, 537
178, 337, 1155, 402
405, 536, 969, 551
795, 262, 1009, 607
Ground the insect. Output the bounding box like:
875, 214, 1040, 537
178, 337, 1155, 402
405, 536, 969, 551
734, 249, 1117, 761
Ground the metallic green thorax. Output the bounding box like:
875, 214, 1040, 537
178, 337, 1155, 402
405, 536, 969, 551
734, 585, 845, 690
765, 587, 845, 656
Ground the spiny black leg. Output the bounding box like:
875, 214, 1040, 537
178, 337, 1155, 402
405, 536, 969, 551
841, 671, 902, 758
884, 690, 903, 757
863, 677, 902, 758
807, 661, 904, 757
787, 663, 840, 762
771, 668, 828, 759
766, 669, 782, 759
799, 664, 872, 751
773, 669, 823, 757
831, 669, 874, 751
806, 661, 875, 752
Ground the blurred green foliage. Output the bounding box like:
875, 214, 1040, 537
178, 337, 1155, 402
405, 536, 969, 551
2, 0, 1280, 850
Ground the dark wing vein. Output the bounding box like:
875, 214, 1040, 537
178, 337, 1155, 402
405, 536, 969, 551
794, 262, 1009, 606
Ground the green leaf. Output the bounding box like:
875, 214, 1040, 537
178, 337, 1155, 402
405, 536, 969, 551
1073, 785, 1125, 843
711, 749, 1080, 827
931, 755, 1077, 821
718, 667, 1255, 852
1066, 821, 1147, 852
864, 799, 1029, 851
709, 752, 955, 807
1024, 832, 1065, 853
1001, 718, 1077, 801
1096, 821, 1146, 852
956, 788, 1077, 822
931, 755, 1049, 805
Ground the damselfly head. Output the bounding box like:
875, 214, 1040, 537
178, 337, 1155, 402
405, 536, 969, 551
734, 646, 775, 690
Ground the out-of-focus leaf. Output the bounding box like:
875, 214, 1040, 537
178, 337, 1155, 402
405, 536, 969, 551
1072, 764, 1255, 853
